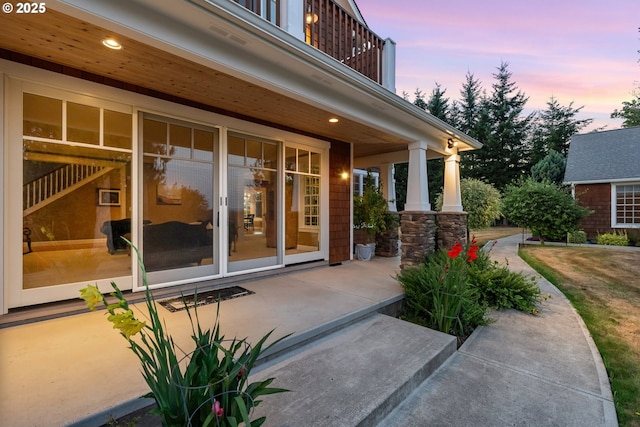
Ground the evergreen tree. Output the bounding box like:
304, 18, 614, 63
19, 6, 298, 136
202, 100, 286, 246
480, 62, 534, 189
531, 150, 566, 185
611, 93, 640, 127
453, 72, 483, 137
426, 83, 451, 122
413, 89, 428, 110
425, 83, 452, 199
530, 97, 592, 164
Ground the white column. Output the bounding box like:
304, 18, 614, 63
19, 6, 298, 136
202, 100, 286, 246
441, 152, 463, 212
382, 38, 396, 93
404, 141, 431, 211
379, 163, 397, 212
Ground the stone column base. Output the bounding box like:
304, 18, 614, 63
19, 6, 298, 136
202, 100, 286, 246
399, 211, 436, 270
437, 212, 468, 250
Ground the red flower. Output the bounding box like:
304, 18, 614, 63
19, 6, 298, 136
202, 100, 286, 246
447, 242, 463, 259
467, 249, 478, 262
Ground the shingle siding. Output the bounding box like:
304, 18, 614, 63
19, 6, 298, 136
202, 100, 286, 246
575, 184, 612, 239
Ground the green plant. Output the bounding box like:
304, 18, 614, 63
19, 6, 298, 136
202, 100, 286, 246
353, 171, 391, 243
567, 230, 587, 244
467, 250, 542, 314
80, 243, 287, 427
435, 178, 502, 229
597, 231, 629, 246
531, 150, 566, 185
397, 240, 489, 340
502, 178, 591, 243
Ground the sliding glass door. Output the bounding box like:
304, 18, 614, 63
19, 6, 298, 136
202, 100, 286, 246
140, 114, 219, 284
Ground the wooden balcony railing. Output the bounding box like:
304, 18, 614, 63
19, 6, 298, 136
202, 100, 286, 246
232, 0, 384, 84
304, 0, 383, 84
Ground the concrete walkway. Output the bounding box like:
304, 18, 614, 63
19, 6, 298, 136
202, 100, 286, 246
382, 234, 618, 427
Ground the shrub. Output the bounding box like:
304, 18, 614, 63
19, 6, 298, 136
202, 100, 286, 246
435, 178, 502, 229
397, 246, 489, 339
502, 178, 591, 243
567, 230, 587, 244
597, 231, 629, 246
468, 251, 541, 314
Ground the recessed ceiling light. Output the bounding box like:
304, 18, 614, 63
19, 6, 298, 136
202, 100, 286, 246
102, 38, 122, 50
329, 118, 339, 123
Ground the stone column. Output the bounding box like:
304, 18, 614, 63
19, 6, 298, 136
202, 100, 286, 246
437, 212, 468, 250
400, 211, 436, 270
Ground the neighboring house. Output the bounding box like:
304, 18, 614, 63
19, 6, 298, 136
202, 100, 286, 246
0, 0, 480, 313
564, 126, 640, 239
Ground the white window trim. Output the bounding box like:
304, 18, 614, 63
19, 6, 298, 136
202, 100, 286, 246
611, 182, 640, 228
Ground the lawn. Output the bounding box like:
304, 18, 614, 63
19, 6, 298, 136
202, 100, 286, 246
519, 245, 640, 427
470, 226, 524, 246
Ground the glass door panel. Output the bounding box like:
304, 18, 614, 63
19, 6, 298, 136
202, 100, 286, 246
141, 115, 218, 284
285, 146, 322, 259
22, 92, 133, 294
227, 133, 280, 273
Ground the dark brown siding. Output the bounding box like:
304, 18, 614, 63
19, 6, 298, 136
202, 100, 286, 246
575, 183, 612, 238
329, 141, 351, 264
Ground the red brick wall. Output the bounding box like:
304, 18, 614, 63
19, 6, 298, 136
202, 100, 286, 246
575, 183, 612, 238
329, 141, 352, 264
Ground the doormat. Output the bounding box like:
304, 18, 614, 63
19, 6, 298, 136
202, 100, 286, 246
159, 286, 254, 313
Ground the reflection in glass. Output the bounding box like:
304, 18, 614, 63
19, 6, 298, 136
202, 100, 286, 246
142, 116, 216, 274
22, 141, 132, 289
23, 93, 62, 139
67, 102, 100, 145
227, 133, 280, 272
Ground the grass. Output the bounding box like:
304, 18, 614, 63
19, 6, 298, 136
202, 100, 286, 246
519, 245, 640, 427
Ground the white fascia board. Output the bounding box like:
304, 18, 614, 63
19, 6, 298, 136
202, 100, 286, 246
564, 178, 640, 186
51, 0, 480, 150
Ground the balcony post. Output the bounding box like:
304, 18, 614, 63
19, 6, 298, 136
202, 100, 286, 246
382, 38, 396, 92
282, 0, 305, 41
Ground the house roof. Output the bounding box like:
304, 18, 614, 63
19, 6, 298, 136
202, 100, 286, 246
564, 126, 640, 184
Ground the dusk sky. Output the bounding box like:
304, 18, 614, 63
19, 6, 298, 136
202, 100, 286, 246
356, 0, 639, 132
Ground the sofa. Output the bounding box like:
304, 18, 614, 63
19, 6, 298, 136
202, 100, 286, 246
142, 221, 212, 271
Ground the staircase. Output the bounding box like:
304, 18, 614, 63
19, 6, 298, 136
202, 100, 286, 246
23, 163, 114, 215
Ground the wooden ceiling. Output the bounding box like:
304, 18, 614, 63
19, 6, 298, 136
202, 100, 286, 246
0, 7, 410, 158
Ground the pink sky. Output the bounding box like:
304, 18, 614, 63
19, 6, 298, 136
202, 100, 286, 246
356, 0, 639, 131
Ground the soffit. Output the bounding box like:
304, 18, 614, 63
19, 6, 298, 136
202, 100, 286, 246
0, 7, 410, 158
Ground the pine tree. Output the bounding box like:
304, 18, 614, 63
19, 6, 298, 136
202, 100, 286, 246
480, 62, 534, 189
530, 97, 592, 164
424, 83, 451, 198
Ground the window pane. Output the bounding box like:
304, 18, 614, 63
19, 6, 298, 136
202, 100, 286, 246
23, 93, 62, 140
143, 119, 168, 155
246, 139, 262, 167
298, 150, 309, 173
194, 129, 214, 161
264, 142, 278, 169
67, 102, 100, 145
228, 135, 245, 165
285, 146, 296, 171
310, 152, 321, 174
170, 124, 192, 159
104, 110, 132, 149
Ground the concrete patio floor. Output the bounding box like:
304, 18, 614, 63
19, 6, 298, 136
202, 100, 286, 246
0, 256, 403, 427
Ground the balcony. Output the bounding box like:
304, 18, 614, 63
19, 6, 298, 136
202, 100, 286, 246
233, 0, 385, 85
